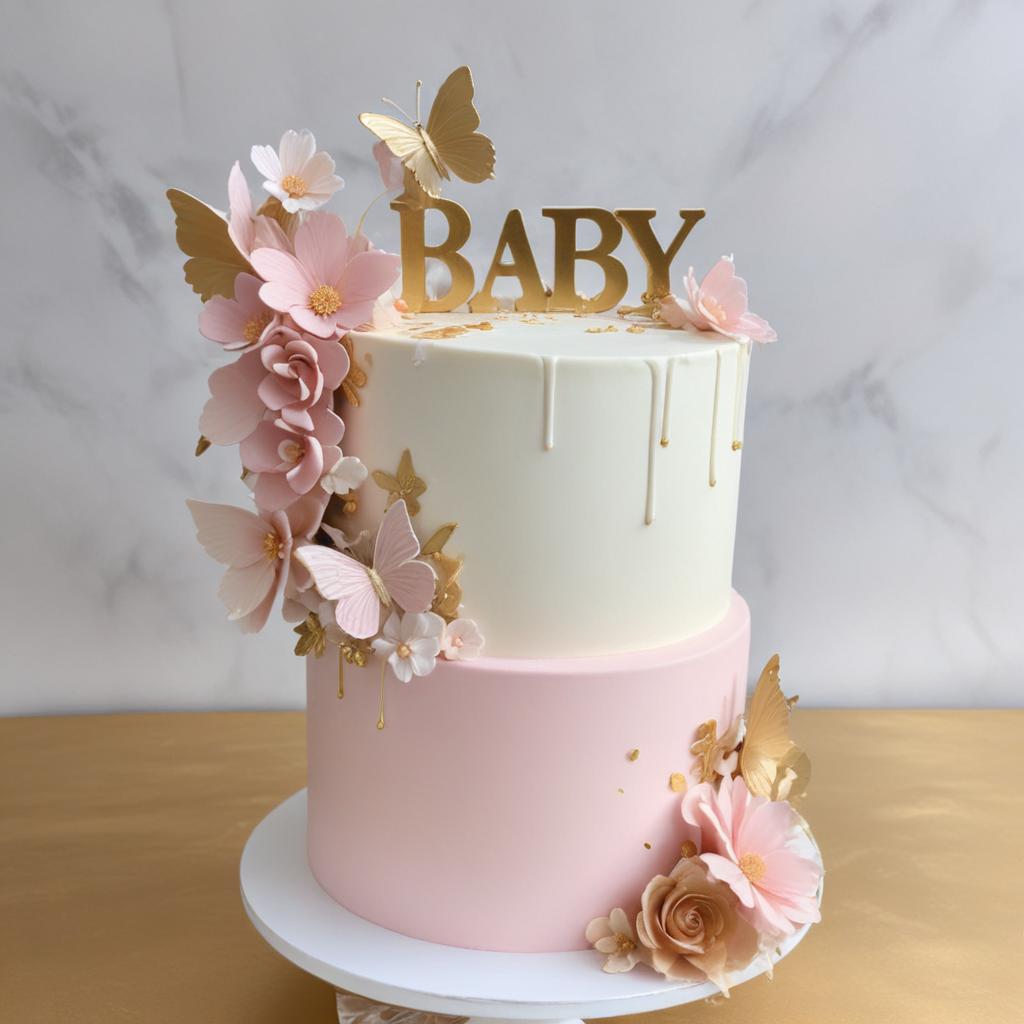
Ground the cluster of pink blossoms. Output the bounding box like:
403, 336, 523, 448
188, 131, 405, 631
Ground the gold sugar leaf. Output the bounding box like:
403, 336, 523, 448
690, 720, 720, 784
669, 772, 688, 793
195, 435, 212, 456
372, 449, 426, 516
293, 613, 328, 658
627, 748, 640, 762
340, 334, 368, 407
421, 522, 458, 556
166, 188, 253, 301
430, 550, 464, 621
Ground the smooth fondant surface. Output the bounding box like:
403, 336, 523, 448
306, 593, 750, 952
345, 314, 748, 658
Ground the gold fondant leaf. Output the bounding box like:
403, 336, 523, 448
293, 613, 327, 658
421, 522, 458, 556
430, 550, 464, 621
195, 435, 212, 456
373, 449, 426, 516
340, 335, 368, 407
691, 721, 720, 783
166, 188, 252, 301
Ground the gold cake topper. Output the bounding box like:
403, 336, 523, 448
360, 67, 706, 316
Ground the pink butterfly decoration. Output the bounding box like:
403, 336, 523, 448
295, 499, 435, 639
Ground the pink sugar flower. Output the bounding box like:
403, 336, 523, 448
186, 495, 325, 633
257, 332, 350, 433
250, 129, 344, 214
681, 775, 821, 937
250, 212, 401, 339
240, 399, 344, 512
199, 350, 267, 445
373, 140, 405, 192
227, 161, 293, 258
199, 272, 281, 351
660, 257, 777, 343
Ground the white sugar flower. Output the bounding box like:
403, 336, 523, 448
321, 453, 368, 495
251, 130, 344, 213
440, 618, 484, 661
373, 611, 445, 683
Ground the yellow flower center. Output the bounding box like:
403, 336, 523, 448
613, 933, 635, 955
262, 531, 284, 560
243, 312, 272, 345
365, 567, 391, 607
739, 852, 766, 883
280, 174, 308, 198
309, 284, 342, 317
396, 642, 412, 659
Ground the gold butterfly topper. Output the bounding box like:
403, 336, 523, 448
360, 66, 496, 199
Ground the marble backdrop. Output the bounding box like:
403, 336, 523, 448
1, 0, 1021, 713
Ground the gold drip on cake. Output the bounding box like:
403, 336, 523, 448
541, 355, 557, 450
377, 660, 387, 730
337, 649, 345, 699
732, 342, 748, 452
709, 349, 722, 488
644, 359, 665, 525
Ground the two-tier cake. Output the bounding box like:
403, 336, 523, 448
172, 66, 821, 995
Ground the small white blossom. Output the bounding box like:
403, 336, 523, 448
373, 611, 445, 683
440, 618, 484, 661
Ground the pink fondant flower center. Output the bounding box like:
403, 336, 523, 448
262, 530, 285, 561
280, 173, 308, 198
309, 283, 342, 317
739, 852, 766, 883
278, 438, 305, 464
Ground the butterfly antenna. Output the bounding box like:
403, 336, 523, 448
415, 80, 422, 125
381, 96, 413, 122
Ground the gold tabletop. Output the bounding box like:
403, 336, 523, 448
1, 709, 1020, 1023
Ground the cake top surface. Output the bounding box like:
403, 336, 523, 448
361, 312, 741, 360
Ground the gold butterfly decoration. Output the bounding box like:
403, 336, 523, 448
339, 335, 368, 407
372, 449, 427, 516
166, 189, 252, 301
359, 66, 496, 199
739, 654, 810, 800
690, 716, 744, 784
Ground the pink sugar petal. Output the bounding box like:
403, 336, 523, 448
257, 374, 295, 412
339, 249, 402, 305
250, 144, 282, 182
240, 420, 288, 473
287, 437, 325, 494
220, 559, 276, 620
295, 211, 349, 287
253, 471, 299, 512
280, 405, 315, 432
199, 355, 267, 445
251, 248, 315, 303
307, 401, 344, 445
736, 311, 777, 342
289, 304, 334, 338
186, 499, 269, 568
309, 337, 350, 390
198, 293, 250, 348
227, 161, 254, 256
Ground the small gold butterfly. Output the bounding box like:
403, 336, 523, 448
739, 655, 810, 799
340, 334, 368, 406
166, 188, 252, 301
372, 449, 427, 517
359, 66, 495, 199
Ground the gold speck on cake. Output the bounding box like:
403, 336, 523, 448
732, 440, 743, 451
680, 840, 698, 859
626, 324, 646, 334
616, 787, 625, 795
643, 842, 652, 850
585, 324, 619, 334
669, 772, 687, 793
627, 748, 640, 762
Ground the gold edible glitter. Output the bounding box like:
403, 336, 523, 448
616, 788, 624, 795
669, 772, 687, 793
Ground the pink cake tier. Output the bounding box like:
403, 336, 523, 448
306, 592, 750, 953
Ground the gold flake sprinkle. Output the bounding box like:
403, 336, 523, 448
372, 449, 426, 516
585, 324, 619, 334
616, 787, 624, 795
626, 324, 646, 334
669, 772, 688, 793
659, 439, 669, 448
416, 325, 469, 339
732, 440, 743, 451
628, 748, 640, 762
643, 842, 652, 850
680, 840, 698, 859
195, 435, 211, 456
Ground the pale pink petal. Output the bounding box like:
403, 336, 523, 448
373, 140, 405, 191
236, 582, 276, 634
257, 374, 298, 412
307, 400, 344, 445
285, 494, 328, 540
220, 559, 276, 619
227, 161, 254, 256
288, 304, 334, 338
240, 421, 288, 473
286, 437, 325, 494
199, 354, 267, 445
339, 249, 402, 305
232, 272, 266, 314
254, 216, 292, 253
385, 561, 436, 615
251, 144, 282, 182
372, 500, 421, 576
659, 293, 695, 330
279, 129, 316, 175
186, 499, 268, 567
198, 293, 250, 348
251, 249, 315, 306
701, 853, 757, 908
308, 336, 350, 390
253, 471, 300, 512
735, 311, 777, 343
294, 212, 349, 286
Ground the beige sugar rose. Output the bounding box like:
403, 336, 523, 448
635, 856, 759, 994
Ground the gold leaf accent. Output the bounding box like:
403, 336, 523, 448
416, 325, 469, 339
420, 522, 458, 556
293, 613, 328, 658
372, 449, 426, 516
669, 772, 688, 793
166, 188, 253, 301
643, 842, 652, 850
195, 435, 212, 457
732, 440, 743, 451
340, 334, 368, 407
690, 720, 720, 784
739, 654, 811, 799
430, 550, 464, 622
626, 324, 646, 334
585, 324, 619, 334
680, 840, 698, 859
627, 748, 640, 762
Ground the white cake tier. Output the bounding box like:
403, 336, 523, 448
343, 313, 750, 657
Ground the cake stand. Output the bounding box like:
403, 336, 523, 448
241, 791, 817, 1024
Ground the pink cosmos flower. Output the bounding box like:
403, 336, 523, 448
240, 398, 344, 513
250, 129, 344, 213
660, 257, 777, 343
227, 161, 293, 258
251, 212, 401, 339
198, 272, 281, 351
257, 331, 350, 433
681, 775, 821, 937
186, 495, 325, 633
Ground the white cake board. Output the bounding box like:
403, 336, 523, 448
241, 791, 815, 1024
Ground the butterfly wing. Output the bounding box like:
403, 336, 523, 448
425, 66, 495, 185
359, 113, 445, 199
739, 654, 795, 797
382, 560, 436, 615
186, 499, 268, 567
294, 545, 381, 639
166, 189, 253, 301
372, 499, 421, 575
